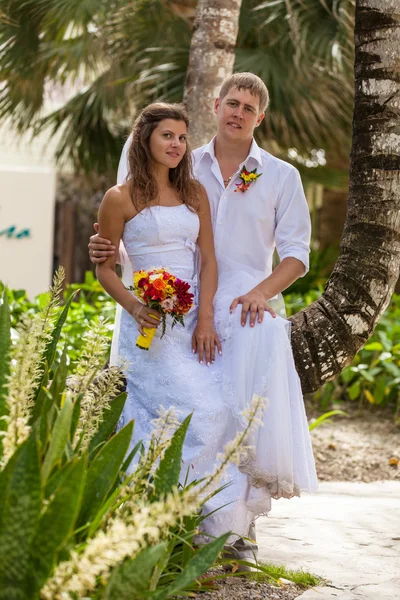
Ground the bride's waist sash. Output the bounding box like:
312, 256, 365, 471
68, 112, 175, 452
130, 238, 196, 257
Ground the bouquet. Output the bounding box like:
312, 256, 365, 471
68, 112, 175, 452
132, 268, 194, 350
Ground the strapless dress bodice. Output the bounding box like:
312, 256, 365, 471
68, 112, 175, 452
122, 204, 200, 282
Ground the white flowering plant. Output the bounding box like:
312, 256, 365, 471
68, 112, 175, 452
0, 269, 245, 600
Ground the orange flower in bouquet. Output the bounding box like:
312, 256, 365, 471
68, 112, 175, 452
132, 268, 194, 350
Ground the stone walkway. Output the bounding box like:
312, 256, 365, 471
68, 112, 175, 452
257, 481, 400, 599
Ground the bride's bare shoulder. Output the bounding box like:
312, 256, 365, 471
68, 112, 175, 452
101, 183, 134, 218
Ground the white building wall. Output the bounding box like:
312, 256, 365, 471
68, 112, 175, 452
0, 123, 59, 297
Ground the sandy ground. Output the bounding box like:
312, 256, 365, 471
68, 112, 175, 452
191, 411, 399, 599
310, 412, 400, 483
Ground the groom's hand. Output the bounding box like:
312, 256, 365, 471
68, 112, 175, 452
89, 222, 116, 264
230, 288, 276, 327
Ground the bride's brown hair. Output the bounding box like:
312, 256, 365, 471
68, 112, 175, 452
127, 102, 200, 211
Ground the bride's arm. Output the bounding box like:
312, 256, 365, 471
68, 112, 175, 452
96, 187, 160, 334
192, 186, 221, 364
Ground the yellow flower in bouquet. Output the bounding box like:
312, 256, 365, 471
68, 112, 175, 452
132, 268, 194, 350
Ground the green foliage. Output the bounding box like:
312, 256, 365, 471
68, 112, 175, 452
0, 271, 116, 368
286, 288, 400, 416
0, 288, 10, 439
0, 0, 354, 173
0, 435, 41, 600
0, 271, 240, 600
104, 543, 169, 600
153, 414, 192, 501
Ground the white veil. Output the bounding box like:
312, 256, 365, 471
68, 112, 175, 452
110, 135, 133, 365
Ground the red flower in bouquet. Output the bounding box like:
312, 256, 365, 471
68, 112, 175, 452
131, 268, 194, 350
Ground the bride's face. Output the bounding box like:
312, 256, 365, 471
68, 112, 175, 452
149, 119, 188, 170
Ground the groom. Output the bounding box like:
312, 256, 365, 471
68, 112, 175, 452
89, 72, 311, 563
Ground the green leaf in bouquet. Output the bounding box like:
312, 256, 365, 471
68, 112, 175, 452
42, 396, 73, 482
152, 414, 192, 501
151, 533, 230, 600
30, 455, 87, 592
103, 543, 168, 600
88, 391, 127, 461
77, 421, 133, 530
0, 287, 11, 437
0, 434, 41, 600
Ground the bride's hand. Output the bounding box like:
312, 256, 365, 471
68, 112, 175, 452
131, 301, 161, 336
192, 317, 222, 366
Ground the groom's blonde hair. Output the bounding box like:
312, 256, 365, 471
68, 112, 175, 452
219, 72, 270, 113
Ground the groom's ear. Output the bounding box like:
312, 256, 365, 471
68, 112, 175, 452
214, 97, 220, 114
256, 111, 265, 127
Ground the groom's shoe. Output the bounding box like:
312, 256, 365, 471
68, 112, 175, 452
222, 534, 259, 573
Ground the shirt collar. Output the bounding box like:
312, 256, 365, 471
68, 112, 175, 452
199, 136, 263, 169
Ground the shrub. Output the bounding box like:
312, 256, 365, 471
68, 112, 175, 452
285, 289, 400, 416
1, 269, 264, 600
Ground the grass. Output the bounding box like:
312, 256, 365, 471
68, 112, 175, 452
195, 560, 324, 593
251, 562, 324, 588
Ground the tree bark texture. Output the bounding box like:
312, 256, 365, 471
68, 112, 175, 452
291, 0, 400, 393
183, 0, 242, 148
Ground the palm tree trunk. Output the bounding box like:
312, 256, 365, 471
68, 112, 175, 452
291, 0, 400, 393
183, 0, 242, 148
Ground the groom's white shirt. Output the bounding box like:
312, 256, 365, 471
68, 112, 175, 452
117, 135, 311, 277
192, 137, 311, 276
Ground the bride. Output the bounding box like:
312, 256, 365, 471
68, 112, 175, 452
96, 101, 317, 546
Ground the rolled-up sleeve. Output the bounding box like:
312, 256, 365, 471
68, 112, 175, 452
275, 167, 311, 275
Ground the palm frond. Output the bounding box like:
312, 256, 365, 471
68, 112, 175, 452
0, 0, 356, 171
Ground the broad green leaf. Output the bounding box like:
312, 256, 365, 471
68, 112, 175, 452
88, 392, 127, 461
104, 543, 167, 600
359, 369, 375, 383
383, 361, 400, 378
87, 476, 130, 537
30, 456, 86, 592
374, 376, 387, 405
121, 439, 143, 474
0, 435, 41, 600
153, 414, 192, 500
77, 421, 133, 530
339, 366, 354, 384
70, 394, 82, 440
44, 291, 78, 370
48, 346, 68, 408
348, 380, 361, 401
152, 534, 230, 600
364, 342, 383, 351
42, 396, 73, 482
0, 288, 11, 437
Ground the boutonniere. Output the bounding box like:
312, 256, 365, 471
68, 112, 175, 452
234, 166, 263, 193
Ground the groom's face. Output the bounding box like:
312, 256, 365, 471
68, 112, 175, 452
214, 87, 265, 143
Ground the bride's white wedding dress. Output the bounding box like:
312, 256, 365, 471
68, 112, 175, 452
112, 202, 317, 540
